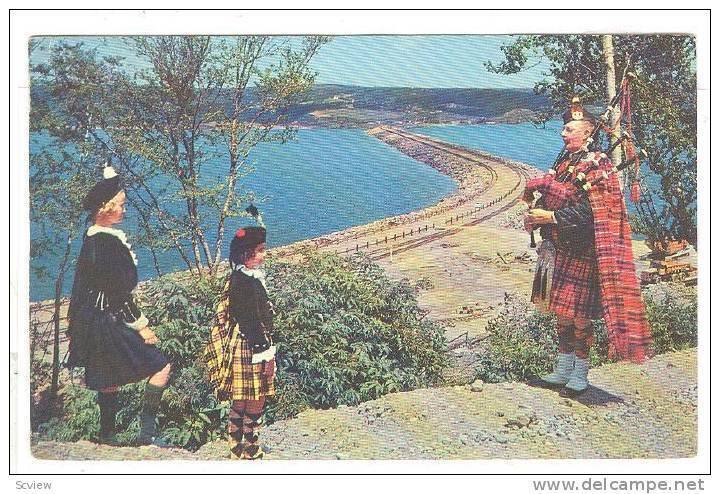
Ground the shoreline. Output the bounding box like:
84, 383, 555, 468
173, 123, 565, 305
269, 126, 540, 258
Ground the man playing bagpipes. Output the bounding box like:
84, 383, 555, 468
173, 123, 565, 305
523, 94, 652, 397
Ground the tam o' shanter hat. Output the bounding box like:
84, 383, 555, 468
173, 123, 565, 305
232, 226, 266, 250
82, 165, 123, 212
229, 226, 267, 267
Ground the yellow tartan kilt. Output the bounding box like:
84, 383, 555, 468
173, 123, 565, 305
231, 337, 276, 401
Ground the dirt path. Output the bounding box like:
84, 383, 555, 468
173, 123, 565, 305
32, 349, 696, 460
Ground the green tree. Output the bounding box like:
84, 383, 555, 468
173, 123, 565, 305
107, 35, 329, 276
29, 41, 114, 400
209, 36, 328, 272
487, 34, 697, 245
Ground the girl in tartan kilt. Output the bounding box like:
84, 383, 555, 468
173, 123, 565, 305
524, 98, 652, 398
205, 226, 276, 460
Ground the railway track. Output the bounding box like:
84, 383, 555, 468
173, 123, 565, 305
362, 127, 533, 261
380, 126, 500, 187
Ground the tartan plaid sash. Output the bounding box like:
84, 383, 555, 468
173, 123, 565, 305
527, 154, 653, 362
203, 280, 238, 399
586, 156, 653, 363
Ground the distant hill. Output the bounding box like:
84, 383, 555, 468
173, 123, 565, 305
31, 83, 550, 129
279, 85, 550, 127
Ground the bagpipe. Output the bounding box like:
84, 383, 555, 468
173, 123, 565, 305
526, 72, 645, 248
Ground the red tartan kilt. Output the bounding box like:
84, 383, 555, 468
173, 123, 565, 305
549, 245, 602, 320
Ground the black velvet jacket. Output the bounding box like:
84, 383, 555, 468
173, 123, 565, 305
68, 230, 146, 330
228, 269, 274, 358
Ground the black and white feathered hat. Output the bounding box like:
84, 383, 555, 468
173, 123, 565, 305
82, 164, 123, 212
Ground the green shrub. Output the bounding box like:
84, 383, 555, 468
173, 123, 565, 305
473, 293, 557, 383
266, 252, 447, 417
474, 282, 697, 382
37, 385, 98, 442
644, 282, 697, 354
37, 251, 448, 450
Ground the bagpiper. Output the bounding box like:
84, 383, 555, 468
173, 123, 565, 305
523, 97, 653, 397
67, 164, 172, 445
205, 213, 276, 460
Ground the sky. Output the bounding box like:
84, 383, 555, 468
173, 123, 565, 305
29, 35, 548, 89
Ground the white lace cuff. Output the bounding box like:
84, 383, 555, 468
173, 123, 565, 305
251, 345, 276, 364
125, 314, 149, 331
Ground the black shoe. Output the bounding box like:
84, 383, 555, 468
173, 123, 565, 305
559, 386, 588, 398
529, 377, 566, 389
241, 443, 264, 460
135, 433, 173, 448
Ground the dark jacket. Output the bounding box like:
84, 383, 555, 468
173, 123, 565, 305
228, 269, 275, 362
68, 230, 146, 333
66, 227, 167, 390
540, 195, 595, 254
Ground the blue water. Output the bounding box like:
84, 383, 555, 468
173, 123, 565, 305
30, 122, 661, 302
30, 128, 457, 301
410, 121, 564, 170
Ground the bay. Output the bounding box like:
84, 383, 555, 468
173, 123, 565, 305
30, 128, 457, 301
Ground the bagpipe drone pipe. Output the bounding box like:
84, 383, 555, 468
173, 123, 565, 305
527, 72, 642, 248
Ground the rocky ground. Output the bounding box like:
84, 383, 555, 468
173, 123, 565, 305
32, 349, 696, 460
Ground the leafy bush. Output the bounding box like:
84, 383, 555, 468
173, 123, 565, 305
643, 282, 698, 354
473, 283, 698, 383
266, 252, 447, 419
37, 252, 448, 450
473, 293, 557, 383
37, 384, 99, 442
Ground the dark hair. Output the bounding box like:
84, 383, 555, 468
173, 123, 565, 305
229, 242, 258, 269
229, 226, 266, 269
